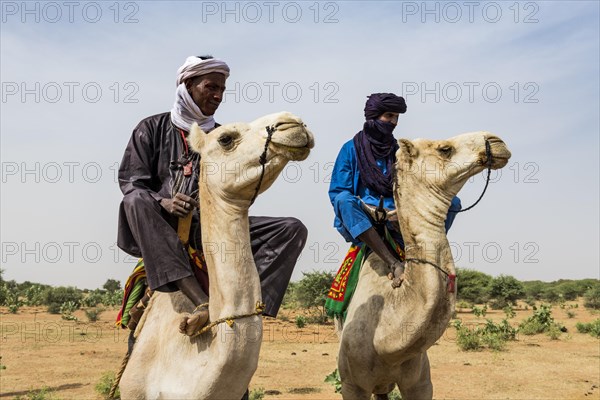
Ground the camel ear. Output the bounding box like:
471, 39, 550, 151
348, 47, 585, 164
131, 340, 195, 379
398, 139, 418, 159
188, 122, 206, 153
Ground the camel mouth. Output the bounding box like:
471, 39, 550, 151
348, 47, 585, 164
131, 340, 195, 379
270, 143, 312, 161
484, 136, 511, 169
269, 123, 314, 160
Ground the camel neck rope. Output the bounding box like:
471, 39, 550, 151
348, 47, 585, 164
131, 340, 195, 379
249, 125, 275, 206
404, 257, 456, 293
190, 301, 265, 338
452, 139, 492, 214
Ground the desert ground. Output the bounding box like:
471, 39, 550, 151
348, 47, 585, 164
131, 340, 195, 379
0, 301, 598, 400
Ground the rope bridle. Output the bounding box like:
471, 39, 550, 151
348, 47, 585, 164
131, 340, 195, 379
249, 125, 276, 206
451, 139, 493, 213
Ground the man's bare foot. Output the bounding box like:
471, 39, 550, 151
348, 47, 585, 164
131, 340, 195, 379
387, 261, 405, 288
179, 306, 209, 336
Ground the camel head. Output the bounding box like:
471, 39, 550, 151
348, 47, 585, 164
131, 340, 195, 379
188, 111, 314, 204
395, 132, 511, 202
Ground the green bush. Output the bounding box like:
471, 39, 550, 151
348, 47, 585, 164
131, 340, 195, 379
295, 315, 306, 329
44, 286, 83, 314
556, 281, 581, 301
60, 301, 78, 321
82, 290, 104, 307
541, 287, 561, 303
85, 308, 104, 322
293, 270, 335, 319
249, 387, 265, 400
102, 279, 121, 293
24, 285, 46, 306
95, 371, 119, 399
576, 319, 600, 338
519, 304, 564, 335
454, 321, 482, 351
471, 305, 487, 317
324, 369, 342, 393
489, 275, 525, 306
523, 280, 545, 300
14, 387, 58, 400
456, 268, 492, 304
584, 285, 600, 310
4, 290, 22, 313
102, 289, 124, 308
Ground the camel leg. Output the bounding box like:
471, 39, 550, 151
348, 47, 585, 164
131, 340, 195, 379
398, 354, 433, 400
341, 382, 371, 400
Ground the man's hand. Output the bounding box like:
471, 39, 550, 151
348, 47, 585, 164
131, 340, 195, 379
160, 193, 199, 218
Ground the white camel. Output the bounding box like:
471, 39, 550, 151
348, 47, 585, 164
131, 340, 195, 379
119, 112, 314, 400
337, 132, 511, 399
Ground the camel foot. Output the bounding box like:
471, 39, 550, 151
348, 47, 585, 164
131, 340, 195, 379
179, 306, 209, 336
387, 261, 405, 288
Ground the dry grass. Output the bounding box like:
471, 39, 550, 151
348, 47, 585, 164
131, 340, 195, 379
0, 300, 598, 399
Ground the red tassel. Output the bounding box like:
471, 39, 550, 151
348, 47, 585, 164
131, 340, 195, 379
448, 274, 456, 293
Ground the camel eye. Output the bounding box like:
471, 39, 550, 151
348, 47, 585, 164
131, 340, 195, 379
218, 134, 234, 148
438, 146, 453, 157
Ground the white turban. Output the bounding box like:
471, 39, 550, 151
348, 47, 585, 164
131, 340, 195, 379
175, 56, 230, 87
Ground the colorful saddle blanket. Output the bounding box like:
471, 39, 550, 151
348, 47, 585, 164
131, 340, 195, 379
325, 229, 404, 321
115, 246, 208, 329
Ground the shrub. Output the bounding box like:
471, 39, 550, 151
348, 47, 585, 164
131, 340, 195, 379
44, 286, 83, 314
557, 281, 581, 301
0, 284, 7, 306
541, 287, 561, 303
503, 305, 516, 319
95, 371, 119, 399
456, 268, 492, 304
584, 285, 600, 310
481, 332, 507, 351
519, 304, 564, 335
4, 290, 22, 314
324, 369, 342, 393
295, 315, 306, 329
14, 387, 58, 400
472, 305, 487, 318
489, 275, 525, 306
454, 322, 482, 351
85, 308, 104, 322
546, 324, 562, 340
249, 387, 265, 400
24, 285, 46, 306
523, 280, 545, 300
576, 319, 600, 338
102, 279, 121, 293
82, 290, 104, 308
102, 289, 124, 308
293, 270, 335, 319
456, 300, 471, 309
60, 301, 78, 321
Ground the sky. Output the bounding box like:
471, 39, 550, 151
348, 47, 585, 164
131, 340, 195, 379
1, 0, 599, 290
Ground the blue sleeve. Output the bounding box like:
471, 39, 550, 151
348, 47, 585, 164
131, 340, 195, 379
329, 141, 355, 207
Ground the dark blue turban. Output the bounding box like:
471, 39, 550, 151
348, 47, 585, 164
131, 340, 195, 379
364, 93, 407, 121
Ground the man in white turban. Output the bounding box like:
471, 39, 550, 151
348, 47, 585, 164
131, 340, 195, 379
117, 56, 307, 336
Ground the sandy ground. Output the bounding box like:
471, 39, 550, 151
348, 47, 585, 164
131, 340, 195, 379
0, 301, 598, 399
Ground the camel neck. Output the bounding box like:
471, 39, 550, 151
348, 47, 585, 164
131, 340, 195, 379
395, 184, 456, 276
199, 185, 262, 317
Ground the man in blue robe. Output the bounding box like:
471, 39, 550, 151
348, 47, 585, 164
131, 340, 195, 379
328, 93, 461, 287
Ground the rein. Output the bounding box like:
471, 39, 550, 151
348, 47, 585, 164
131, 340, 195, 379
451, 139, 492, 213
249, 125, 276, 206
